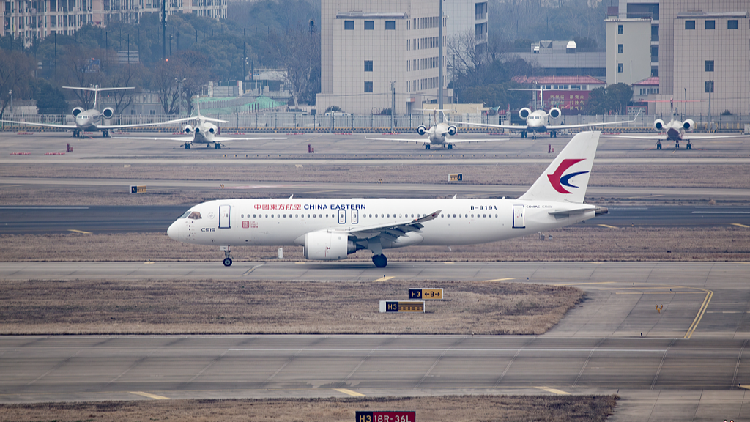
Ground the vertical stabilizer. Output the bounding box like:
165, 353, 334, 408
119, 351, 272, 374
519, 131, 600, 204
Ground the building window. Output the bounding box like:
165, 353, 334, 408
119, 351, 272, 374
364, 60, 373, 72
617, 24, 623, 34
705, 20, 715, 30
344, 20, 354, 30
617, 63, 623, 73
705, 60, 714, 72
728, 20, 738, 29
364, 81, 373, 92
618, 44, 623, 53
385, 21, 395, 30
364, 20, 374, 30
685, 20, 695, 30
705, 81, 714, 93
651, 25, 659, 41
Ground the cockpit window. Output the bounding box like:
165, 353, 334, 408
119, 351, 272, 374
188, 212, 202, 220
179, 210, 191, 218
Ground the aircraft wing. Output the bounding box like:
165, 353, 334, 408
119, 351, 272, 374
601, 133, 745, 139
111, 135, 287, 142
332, 210, 441, 241
98, 117, 193, 129
208, 136, 288, 142
366, 136, 430, 143
0, 119, 76, 129
445, 121, 525, 130
447, 137, 510, 143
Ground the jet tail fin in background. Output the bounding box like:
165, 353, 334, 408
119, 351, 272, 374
519, 131, 600, 204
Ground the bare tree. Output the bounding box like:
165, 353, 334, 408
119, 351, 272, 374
0, 50, 35, 118
56, 45, 107, 110
271, 24, 321, 106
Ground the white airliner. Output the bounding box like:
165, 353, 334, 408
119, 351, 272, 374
367, 120, 509, 149
167, 131, 604, 267
114, 101, 285, 149
0, 86, 182, 137
449, 108, 639, 139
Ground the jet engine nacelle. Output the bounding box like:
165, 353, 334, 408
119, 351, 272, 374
653, 119, 665, 131
549, 108, 561, 119
72, 107, 84, 117
682, 119, 695, 131
102, 107, 115, 118
417, 125, 427, 136
208, 125, 217, 134
183, 125, 194, 134
448, 125, 457, 136
519, 108, 531, 119
303, 231, 355, 260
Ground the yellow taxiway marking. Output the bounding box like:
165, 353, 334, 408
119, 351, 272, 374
375, 276, 394, 282
129, 391, 169, 400
739, 385, 750, 390
295, 262, 306, 264
535, 387, 570, 395
333, 388, 365, 397
597, 224, 619, 229
444, 262, 455, 264
485, 278, 515, 282
732, 223, 750, 228
685, 289, 713, 339
143, 262, 154, 265
67, 229, 92, 234
553, 281, 616, 286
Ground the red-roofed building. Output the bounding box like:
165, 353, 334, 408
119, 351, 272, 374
511, 75, 606, 114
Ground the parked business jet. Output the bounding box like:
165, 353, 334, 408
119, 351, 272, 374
604, 114, 742, 149
114, 100, 285, 149
448, 108, 639, 139
0, 86, 181, 137
167, 131, 604, 267
367, 120, 509, 149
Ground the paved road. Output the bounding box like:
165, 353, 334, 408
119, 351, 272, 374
0, 205, 747, 234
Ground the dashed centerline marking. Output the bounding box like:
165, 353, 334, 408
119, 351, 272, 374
129, 391, 169, 400
375, 276, 394, 282
553, 281, 616, 286
535, 387, 570, 395
333, 388, 365, 397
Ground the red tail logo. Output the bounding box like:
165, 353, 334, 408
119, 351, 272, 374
548, 159, 588, 193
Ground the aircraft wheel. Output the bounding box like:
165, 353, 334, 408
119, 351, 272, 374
223, 258, 233, 267
372, 254, 387, 268
185, 143, 191, 149
425, 145, 430, 150
448, 144, 453, 149
687, 143, 692, 150
675, 143, 679, 149
215, 144, 221, 149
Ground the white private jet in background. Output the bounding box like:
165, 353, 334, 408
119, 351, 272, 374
448, 107, 639, 139
366, 111, 508, 149
168, 131, 604, 267
0, 86, 181, 137
114, 100, 286, 149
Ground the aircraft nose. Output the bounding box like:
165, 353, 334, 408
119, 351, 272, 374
167, 221, 184, 241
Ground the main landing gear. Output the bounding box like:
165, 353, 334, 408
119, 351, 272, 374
372, 254, 388, 268
72, 129, 80, 138
185, 143, 191, 149
520, 131, 527, 139
102, 129, 110, 138
550, 131, 557, 138
222, 246, 233, 267
656, 140, 661, 150
425, 144, 431, 149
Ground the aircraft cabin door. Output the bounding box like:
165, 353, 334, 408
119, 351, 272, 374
219, 204, 231, 229
351, 209, 359, 224
512, 204, 525, 229
338, 209, 346, 224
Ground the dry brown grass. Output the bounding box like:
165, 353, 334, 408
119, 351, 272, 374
1, 225, 749, 263
0, 279, 582, 335
0, 395, 619, 422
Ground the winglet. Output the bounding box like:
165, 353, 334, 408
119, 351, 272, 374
415, 210, 441, 223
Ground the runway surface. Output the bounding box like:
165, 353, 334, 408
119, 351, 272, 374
1, 205, 748, 234
2, 261, 750, 421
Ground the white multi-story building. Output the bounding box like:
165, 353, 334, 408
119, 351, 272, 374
316, 0, 451, 115
443, 0, 487, 51
605, 17, 652, 86
1, 0, 226, 47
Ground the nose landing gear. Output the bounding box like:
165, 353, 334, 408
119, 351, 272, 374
221, 246, 233, 267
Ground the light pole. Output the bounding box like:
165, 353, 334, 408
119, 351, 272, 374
9, 90, 12, 116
